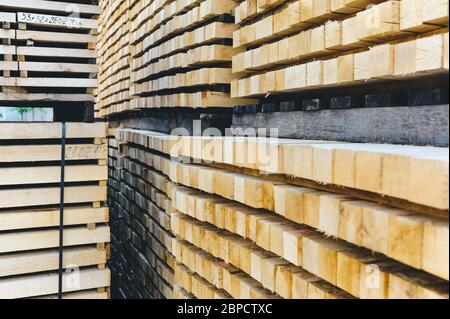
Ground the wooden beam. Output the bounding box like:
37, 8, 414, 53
0, 61, 18, 71
0, 185, 107, 209
0, 165, 107, 186
233, 105, 449, 147
0, 0, 100, 15
0, 93, 94, 102
0, 122, 107, 139
0, 44, 15, 55
33, 290, 109, 299
0, 77, 98, 88
0, 12, 16, 23
0, 247, 107, 277
0, 29, 15, 39
0, 206, 108, 231
16, 30, 97, 44
0, 144, 107, 163
17, 12, 98, 30
0, 225, 110, 254
0, 268, 109, 299
17, 46, 97, 59
18, 62, 99, 73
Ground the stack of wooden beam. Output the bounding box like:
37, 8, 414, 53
112, 128, 449, 299
96, 0, 259, 118
0, 0, 99, 104
107, 128, 176, 299
230, 0, 448, 98
96, 0, 131, 118
0, 122, 110, 299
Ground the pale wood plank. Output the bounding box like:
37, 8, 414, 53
0, 185, 107, 209
0, 165, 107, 186
0, 225, 110, 253
0, 0, 100, 15
17, 12, 98, 29
17, 46, 96, 59
19, 62, 99, 73
16, 30, 97, 43
0, 12, 16, 23
0, 93, 94, 102
0, 77, 98, 88
0, 61, 18, 71
33, 290, 109, 299
0, 29, 15, 39
0, 206, 109, 231
0, 44, 15, 55
0, 144, 107, 163
0, 246, 107, 277
0, 268, 110, 299
0, 122, 107, 140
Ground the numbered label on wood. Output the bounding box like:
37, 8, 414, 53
17, 12, 97, 29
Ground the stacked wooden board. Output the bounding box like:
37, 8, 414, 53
94, 0, 449, 117
96, 0, 259, 118
0, 0, 99, 103
96, 0, 131, 118
94, 0, 449, 300
0, 122, 110, 299
107, 128, 176, 299
111, 128, 449, 299
230, 0, 449, 98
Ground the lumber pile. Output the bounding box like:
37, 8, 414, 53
0, 0, 99, 103
0, 122, 110, 299
96, 0, 259, 118
95, 0, 449, 116
96, 0, 131, 118
230, 0, 449, 98
112, 128, 449, 299
107, 129, 175, 299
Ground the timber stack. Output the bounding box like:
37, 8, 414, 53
0, 122, 110, 299
0, 0, 99, 111
231, 0, 449, 99
96, 0, 259, 118
107, 128, 176, 298
110, 128, 449, 299
100, 0, 449, 300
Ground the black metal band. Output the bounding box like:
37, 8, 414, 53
58, 122, 66, 299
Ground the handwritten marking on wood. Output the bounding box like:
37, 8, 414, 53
65, 145, 106, 160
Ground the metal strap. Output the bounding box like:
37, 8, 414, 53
58, 122, 66, 299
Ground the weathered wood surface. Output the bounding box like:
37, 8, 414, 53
233, 104, 449, 146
